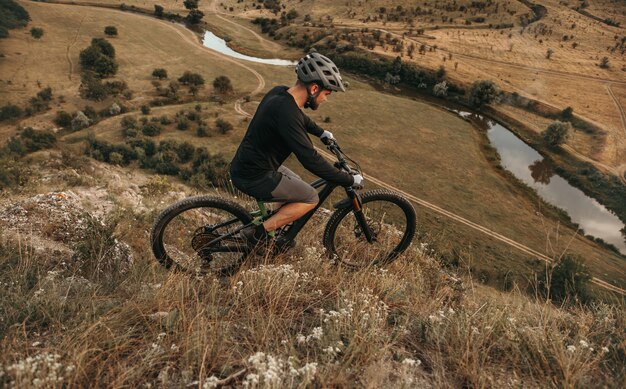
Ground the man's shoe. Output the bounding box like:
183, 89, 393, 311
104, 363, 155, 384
240, 224, 270, 249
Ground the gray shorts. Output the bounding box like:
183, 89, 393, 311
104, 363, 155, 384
231, 166, 319, 204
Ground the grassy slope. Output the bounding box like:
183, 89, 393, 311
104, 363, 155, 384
0, 151, 624, 387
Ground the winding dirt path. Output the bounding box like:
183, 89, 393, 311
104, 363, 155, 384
606, 84, 626, 136
65, 15, 85, 81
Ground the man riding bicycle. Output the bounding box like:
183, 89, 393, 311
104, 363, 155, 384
230, 50, 364, 247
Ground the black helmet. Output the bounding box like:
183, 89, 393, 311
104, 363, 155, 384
296, 50, 346, 92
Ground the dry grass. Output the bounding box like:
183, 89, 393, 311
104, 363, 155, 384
0, 203, 624, 387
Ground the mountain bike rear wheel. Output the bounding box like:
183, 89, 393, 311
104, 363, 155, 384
151, 196, 252, 274
323, 189, 416, 268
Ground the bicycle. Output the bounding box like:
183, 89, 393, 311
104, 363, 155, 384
150, 139, 417, 275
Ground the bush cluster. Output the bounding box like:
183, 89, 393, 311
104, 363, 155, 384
3, 127, 57, 157
85, 136, 228, 187
79, 38, 118, 77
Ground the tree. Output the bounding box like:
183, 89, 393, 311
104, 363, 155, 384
152, 68, 168, 79
179, 71, 205, 86
186, 9, 204, 24
104, 26, 118, 36
468, 80, 498, 108
91, 38, 115, 59
30, 27, 43, 39
212, 75, 233, 94
546, 48, 553, 59
79, 46, 102, 68
183, 0, 199, 10
542, 121, 570, 147
154, 5, 164, 17
93, 54, 118, 77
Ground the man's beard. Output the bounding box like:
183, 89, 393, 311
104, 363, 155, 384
309, 99, 320, 110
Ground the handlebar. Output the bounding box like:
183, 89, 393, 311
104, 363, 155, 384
322, 138, 360, 175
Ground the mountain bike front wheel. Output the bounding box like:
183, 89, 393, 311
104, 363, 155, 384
323, 189, 416, 268
151, 196, 252, 274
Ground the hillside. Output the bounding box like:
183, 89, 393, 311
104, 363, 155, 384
0, 150, 624, 387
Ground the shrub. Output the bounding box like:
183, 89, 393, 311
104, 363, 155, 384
215, 118, 233, 134
154, 5, 164, 17
538, 254, 591, 303
542, 121, 570, 147
29, 27, 43, 39
159, 115, 172, 125
176, 141, 195, 163
104, 26, 118, 36
177, 116, 189, 131
561, 106, 574, 119
83, 106, 98, 121
121, 116, 137, 129
140, 105, 151, 115
196, 124, 209, 137
599, 57, 609, 69
183, 0, 198, 10
19, 127, 57, 152
178, 71, 205, 86
71, 111, 91, 131
152, 68, 168, 79
108, 151, 123, 165
468, 80, 498, 108
141, 123, 161, 137
36, 87, 52, 101
109, 103, 121, 116
6, 136, 25, 156
54, 111, 73, 128
433, 80, 448, 97
79, 74, 109, 101
213, 75, 233, 94
0, 104, 23, 121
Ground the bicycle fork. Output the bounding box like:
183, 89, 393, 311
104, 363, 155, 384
347, 188, 375, 243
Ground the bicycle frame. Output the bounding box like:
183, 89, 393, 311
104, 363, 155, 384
201, 178, 373, 254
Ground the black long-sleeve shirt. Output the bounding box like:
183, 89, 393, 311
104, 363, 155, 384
230, 86, 354, 187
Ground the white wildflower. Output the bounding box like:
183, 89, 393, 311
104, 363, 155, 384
202, 375, 220, 389
579, 340, 589, 349
402, 358, 421, 367
601, 346, 609, 354
296, 334, 306, 344
567, 345, 576, 353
